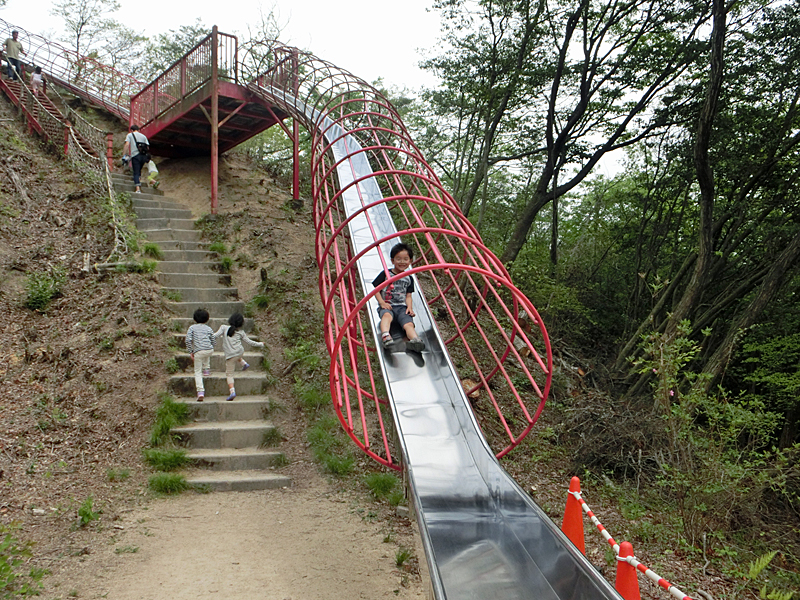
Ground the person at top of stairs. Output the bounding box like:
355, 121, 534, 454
214, 313, 264, 402
4, 30, 26, 81
122, 124, 150, 193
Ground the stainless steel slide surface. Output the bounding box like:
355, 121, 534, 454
281, 99, 622, 599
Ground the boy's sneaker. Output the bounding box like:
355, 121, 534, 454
226, 391, 236, 401
241, 362, 250, 371
202, 369, 211, 376
382, 334, 394, 349
197, 394, 204, 402
406, 338, 425, 353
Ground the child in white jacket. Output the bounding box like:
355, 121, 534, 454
214, 313, 264, 401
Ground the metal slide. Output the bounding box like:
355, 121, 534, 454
247, 65, 623, 598
327, 121, 621, 600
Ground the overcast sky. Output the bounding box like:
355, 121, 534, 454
0, 0, 443, 90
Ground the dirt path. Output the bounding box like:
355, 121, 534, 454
48, 476, 427, 600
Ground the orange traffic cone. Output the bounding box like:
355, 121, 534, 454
561, 476, 585, 554
615, 541, 641, 600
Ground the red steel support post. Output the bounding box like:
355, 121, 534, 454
291, 50, 300, 207
210, 25, 219, 215
63, 126, 69, 156
106, 133, 113, 169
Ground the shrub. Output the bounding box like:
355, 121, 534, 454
24, 267, 66, 311
148, 473, 189, 494
165, 357, 180, 374
143, 448, 190, 472
0, 525, 46, 597
77, 496, 100, 527
219, 256, 233, 273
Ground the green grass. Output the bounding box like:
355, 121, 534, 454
114, 545, 139, 554
165, 357, 180, 374
294, 380, 330, 413
209, 241, 227, 254
148, 473, 190, 494
322, 453, 354, 476
0, 525, 45, 596
261, 428, 283, 448
107, 468, 130, 482
142, 242, 164, 260
143, 448, 191, 472
395, 547, 413, 567
150, 393, 190, 447
162, 289, 182, 302
220, 256, 233, 273
364, 472, 399, 500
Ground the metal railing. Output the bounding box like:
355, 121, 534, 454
0, 19, 143, 119
248, 46, 553, 469
130, 28, 238, 127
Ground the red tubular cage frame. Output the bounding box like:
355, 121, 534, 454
249, 47, 553, 470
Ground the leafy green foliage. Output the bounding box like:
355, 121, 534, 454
142, 242, 164, 260
77, 496, 100, 527
24, 267, 66, 311
364, 473, 399, 500
165, 357, 180, 374
0, 525, 45, 598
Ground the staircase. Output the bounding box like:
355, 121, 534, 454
111, 173, 291, 492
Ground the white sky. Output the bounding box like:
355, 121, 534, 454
0, 0, 442, 90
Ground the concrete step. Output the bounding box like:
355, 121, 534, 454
144, 229, 202, 243
132, 198, 188, 211
166, 300, 245, 318
113, 185, 165, 199
173, 352, 263, 373
187, 448, 285, 471
162, 287, 239, 303
171, 317, 255, 333
173, 332, 260, 346
184, 470, 290, 492
180, 395, 274, 421
137, 218, 196, 231
157, 261, 222, 274
169, 372, 267, 396
111, 179, 163, 195
134, 207, 194, 220
157, 272, 231, 288
159, 248, 213, 259
157, 261, 221, 274
175, 420, 277, 449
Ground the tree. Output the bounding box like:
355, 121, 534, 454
50, 0, 120, 59
140, 19, 210, 81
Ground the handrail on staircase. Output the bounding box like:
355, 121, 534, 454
0, 18, 143, 119
130, 28, 238, 128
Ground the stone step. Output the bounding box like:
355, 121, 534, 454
111, 178, 163, 194
186, 448, 285, 471
173, 352, 263, 373
184, 470, 290, 492
134, 207, 194, 220
166, 300, 245, 318
173, 332, 260, 346
143, 229, 202, 243
113, 185, 165, 198
162, 287, 239, 303
159, 248, 213, 259
171, 317, 255, 332
180, 395, 274, 421
157, 261, 222, 274
175, 420, 277, 449
157, 272, 232, 288
137, 218, 196, 231
169, 372, 268, 396
132, 198, 188, 211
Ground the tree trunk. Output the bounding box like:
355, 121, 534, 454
662, 0, 727, 338
698, 229, 800, 392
